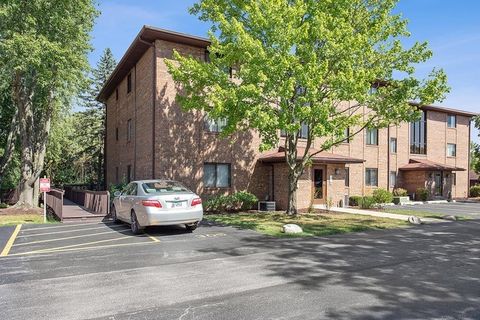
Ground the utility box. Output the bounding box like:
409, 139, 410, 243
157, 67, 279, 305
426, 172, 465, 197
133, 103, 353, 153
258, 201, 276, 212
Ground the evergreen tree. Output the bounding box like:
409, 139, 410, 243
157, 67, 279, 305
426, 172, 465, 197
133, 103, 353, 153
79, 48, 117, 189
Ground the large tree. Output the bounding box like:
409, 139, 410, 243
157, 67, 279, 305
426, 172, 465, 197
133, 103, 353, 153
79, 48, 117, 189
0, 0, 97, 206
167, 0, 449, 214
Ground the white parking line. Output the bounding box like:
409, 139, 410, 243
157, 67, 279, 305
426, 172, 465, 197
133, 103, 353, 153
20, 222, 113, 232
17, 225, 129, 238
13, 229, 133, 246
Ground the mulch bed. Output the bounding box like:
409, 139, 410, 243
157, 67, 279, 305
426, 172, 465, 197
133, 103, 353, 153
0, 206, 43, 216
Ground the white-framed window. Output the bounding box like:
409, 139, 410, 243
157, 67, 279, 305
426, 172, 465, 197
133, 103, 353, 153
204, 163, 231, 188
447, 114, 456, 128
390, 171, 397, 188
447, 143, 456, 157
366, 128, 378, 145
390, 137, 397, 153
365, 168, 378, 186
204, 115, 227, 133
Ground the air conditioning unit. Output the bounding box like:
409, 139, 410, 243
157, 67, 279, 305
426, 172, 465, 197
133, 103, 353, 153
258, 201, 276, 212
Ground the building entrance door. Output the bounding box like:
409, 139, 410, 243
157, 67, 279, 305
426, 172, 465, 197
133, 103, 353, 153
312, 167, 326, 204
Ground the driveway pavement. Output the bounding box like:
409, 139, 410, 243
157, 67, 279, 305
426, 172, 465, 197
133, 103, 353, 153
392, 201, 480, 218
1, 220, 480, 319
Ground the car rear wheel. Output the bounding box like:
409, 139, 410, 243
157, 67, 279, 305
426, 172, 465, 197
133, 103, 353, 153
185, 222, 198, 233
111, 205, 119, 224
131, 211, 144, 235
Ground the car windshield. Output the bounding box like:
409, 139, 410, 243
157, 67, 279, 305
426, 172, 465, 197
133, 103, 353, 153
142, 181, 190, 194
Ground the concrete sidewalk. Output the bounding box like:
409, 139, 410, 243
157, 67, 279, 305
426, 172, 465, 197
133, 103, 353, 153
314, 205, 446, 223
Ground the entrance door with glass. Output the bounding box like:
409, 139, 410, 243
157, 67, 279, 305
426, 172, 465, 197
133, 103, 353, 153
433, 171, 443, 196
312, 167, 326, 204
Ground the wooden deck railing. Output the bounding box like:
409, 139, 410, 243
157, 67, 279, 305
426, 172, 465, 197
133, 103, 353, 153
64, 186, 110, 215
46, 188, 65, 220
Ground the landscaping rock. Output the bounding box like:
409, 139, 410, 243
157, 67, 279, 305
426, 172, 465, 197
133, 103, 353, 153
408, 216, 423, 225
282, 224, 303, 234
442, 215, 457, 221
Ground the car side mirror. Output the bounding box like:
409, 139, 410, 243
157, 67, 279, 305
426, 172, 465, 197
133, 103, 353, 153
114, 191, 122, 197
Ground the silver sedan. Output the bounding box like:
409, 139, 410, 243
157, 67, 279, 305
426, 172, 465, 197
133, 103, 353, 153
111, 180, 203, 234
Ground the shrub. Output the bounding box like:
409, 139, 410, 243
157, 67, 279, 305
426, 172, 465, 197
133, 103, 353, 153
349, 196, 363, 207
372, 188, 393, 204
109, 182, 128, 200
204, 191, 258, 213
0, 203, 8, 209
416, 187, 429, 201
470, 185, 480, 197
393, 188, 408, 197
359, 196, 375, 209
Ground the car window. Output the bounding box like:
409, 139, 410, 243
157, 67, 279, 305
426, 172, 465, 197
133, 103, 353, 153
142, 181, 190, 194
123, 183, 136, 196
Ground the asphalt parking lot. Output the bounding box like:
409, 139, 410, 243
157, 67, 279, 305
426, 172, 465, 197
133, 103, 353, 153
1, 219, 480, 320
392, 201, 480, 218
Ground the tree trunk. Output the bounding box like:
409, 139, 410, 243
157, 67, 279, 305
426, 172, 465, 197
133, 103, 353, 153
0, 108, 19, 184
286, 172, 299, 215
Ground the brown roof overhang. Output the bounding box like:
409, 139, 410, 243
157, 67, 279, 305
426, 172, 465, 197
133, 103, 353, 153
97, 26, 211, 102
259, 147, 365, 164
399, 159, 466, 172
409, 102, 478, 118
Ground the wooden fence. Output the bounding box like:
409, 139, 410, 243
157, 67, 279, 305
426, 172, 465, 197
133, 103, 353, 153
64, 186, 110, 215
46, 188, 65, 220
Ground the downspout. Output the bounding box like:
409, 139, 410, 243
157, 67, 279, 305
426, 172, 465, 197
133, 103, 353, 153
134, 63, 137, 180
467, 118, 472, 197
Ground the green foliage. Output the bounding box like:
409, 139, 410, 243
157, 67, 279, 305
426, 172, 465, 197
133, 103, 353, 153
372, 188, 393, 204
168, 0, 449, 213
359, 196, 376, 209
0, 203, 8, 209
349, 196, 363, 207
205, 191, 258, 212
470, 185, 480, 198
416, 187, 429, 201
392, 188, 408, 197
109, 182, 128, 200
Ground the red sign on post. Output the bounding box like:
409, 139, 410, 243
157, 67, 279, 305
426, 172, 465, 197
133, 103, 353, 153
40, 178, 51, 193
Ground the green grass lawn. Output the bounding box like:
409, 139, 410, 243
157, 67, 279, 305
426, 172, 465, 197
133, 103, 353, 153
0, 207, 59, 226
381, 208, 469, 220
205, 212, 408, 237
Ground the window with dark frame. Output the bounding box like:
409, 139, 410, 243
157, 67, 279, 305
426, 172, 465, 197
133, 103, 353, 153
127, 119, 132, 142
127, 73, 132, 93
127, 165, 132, 183
345, 168, 350, 187
452, 173, 456, 186
203, 163, 231, 188
390, 137, 397, 153
366, 128, 378, 145
447, 143, 456, 157
447, 114, 456, 128
280, 122, 309, 139
410, 110, 427, 154
115, 127, 119, 141
344, 127, 350, 143
390, 171, 397, 188
365, 168, 378, 186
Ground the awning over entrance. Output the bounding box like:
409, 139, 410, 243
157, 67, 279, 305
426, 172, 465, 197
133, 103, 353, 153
259, 147, 365, 164
399, 159, 466, 172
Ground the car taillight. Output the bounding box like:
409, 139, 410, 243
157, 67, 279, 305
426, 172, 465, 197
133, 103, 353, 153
142, 200, 162, 208
191, 198, 202, 206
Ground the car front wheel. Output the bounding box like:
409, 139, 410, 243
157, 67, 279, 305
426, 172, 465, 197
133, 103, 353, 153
131, 211, 144, 235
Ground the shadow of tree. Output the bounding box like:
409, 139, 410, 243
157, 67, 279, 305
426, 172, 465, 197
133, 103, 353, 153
195, 221, 480, 319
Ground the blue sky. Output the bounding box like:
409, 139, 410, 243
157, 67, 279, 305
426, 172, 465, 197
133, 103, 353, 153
89, 0, 480, 142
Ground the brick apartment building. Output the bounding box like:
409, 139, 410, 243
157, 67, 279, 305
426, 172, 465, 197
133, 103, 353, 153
98, 26, 477, 210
